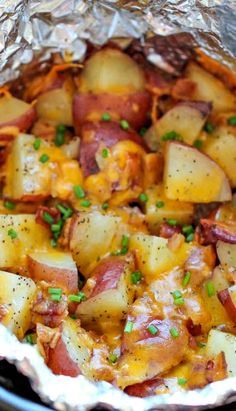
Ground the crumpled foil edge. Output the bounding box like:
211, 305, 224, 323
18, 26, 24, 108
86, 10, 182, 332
1, 325, 236, 411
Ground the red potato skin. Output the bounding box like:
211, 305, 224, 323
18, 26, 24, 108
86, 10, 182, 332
89, 257, 126, 298
218, 289, 236, 323
0, 106, 37, 132
198, 219, 236, 245
48, 336, 81, 377
159, 222, 182, 239
73, 91, 151, 133
79, 121, 147, 176
179, 101, 212, 117
125, 378, 164, 397
28, 255, 78, 295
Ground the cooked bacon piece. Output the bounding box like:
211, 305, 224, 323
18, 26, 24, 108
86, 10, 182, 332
31, 286, 68, 328
36, 323, 61, 361
198, 219, 236, 245
184, 245, 216, 287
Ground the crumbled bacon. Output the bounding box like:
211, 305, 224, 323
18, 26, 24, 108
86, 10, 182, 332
36, 323, 61, 361
31, 287, 68, 328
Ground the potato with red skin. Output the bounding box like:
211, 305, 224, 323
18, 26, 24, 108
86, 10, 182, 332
125, 378, 165, 397
218, 286, 236, 323
73, 92, 151, 133
74, 48, 151, 132
47, 318, 113, 380
27, 251, 78, 294
117, 316, 189, 388
0, 95, 36, 137
79, 121, 147, 176
76, 256, 135, 327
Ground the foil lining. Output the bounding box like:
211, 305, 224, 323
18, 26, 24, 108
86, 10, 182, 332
0, 0, 236, 410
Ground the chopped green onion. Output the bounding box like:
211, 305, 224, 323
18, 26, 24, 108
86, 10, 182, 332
124, 320, 133, 333
102, 202, 109, 210
55, 124, 66, 146
50, 238, 57, 248
33, 137, 41, 150
121, 235, 129, 248
51, 222, 63, 232
206, 281, 215, 297
43, 211, 54, 225
182, 225, 194, 235
204, 122, 214, 133
109, 353, 118, 364
70, 314, 77, 320
167, 218, 177, 226
50, 294, 62, 302
8, 229, 17, 239
178, 377, 187, 386
101, 112, 111, 122
171, 290, 182, 299
4, 200, 15, 210
170, 327, 179, 338
131, 271, 142, 284
73, 185, 85, 199
197, 341, 206, 348
228, 116, 236, 126
48, 287, 62, 295
26, 334, 34, 345
193, 139, 203, 149
139, 193, 148, 203
161, 130, 182, 141
102, 148, 109, 158
156, 200, 164, 208
80, 199, 91, 208
171, 290, 184, 306
139, 127, 147, 137
186, 233, 194, 242
174, 297, 185, 306
147, 324, 159, 335
120, 119, 129, 130
182, 271, 191, 287
68, 293, 86, 303
39, 153, 49, 163
56, 204, 73, 219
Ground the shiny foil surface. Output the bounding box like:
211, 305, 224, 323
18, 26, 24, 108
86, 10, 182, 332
0, 0, 235, 410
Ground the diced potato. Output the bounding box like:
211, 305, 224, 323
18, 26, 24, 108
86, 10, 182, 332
129, 233, 191, 282
47, 318, 94, 377
202, 267, 233, 329
217, 241, 236, 271
206, 329, 236, 377
77, 257, 135, 327
218, 285, 236, 324
145, 185, 193, 233
152, 102, 211, 145
203, 127, 236, 187
69, 211, 122, 277
186, 63, 236, 113
0, 214, 50, 268
28, 250, 78, 294
0, 270, 36, 338
164, 142, 232, 203
3, 133, 83, 201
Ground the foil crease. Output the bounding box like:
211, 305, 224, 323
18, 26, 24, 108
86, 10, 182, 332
0, 0, 235, 410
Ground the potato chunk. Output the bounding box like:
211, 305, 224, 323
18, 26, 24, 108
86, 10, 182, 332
0, 270, 36, 338
0, 214, 50, 268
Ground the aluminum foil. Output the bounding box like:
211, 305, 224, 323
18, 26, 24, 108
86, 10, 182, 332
0, 0, 236, 410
